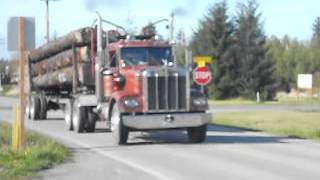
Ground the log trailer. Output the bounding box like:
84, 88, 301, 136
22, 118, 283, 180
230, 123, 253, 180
25, 12, 211, 145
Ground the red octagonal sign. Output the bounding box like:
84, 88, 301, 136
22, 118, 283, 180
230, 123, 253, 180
193, 66, 212, 86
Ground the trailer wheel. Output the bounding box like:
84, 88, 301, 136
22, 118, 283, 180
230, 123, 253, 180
39, 94, 47, 120
110, 102, 128, 145
72, 99, 87, 133
86, 109, 97, 132
29, 96, 40, 121
187, 125, 207, 143
64, 99, 73, 131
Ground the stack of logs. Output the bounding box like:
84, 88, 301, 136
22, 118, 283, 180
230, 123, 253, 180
29, 27, 95, 91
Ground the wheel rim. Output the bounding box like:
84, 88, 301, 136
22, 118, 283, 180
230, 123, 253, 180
30, 97, 35, 120
65, 101, 72, 130
25, 97, 31, 119
111, 105, 120, 133
72, 102, 80, 131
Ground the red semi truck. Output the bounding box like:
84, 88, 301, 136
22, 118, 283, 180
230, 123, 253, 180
25, 13, 211, 145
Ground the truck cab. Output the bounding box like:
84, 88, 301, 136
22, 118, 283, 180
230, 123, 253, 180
102, 35, 211, 144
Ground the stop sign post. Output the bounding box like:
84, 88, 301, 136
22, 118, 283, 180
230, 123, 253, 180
193, 56, 212, 92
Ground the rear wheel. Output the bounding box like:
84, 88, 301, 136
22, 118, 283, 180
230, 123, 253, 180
86, 109, 97, 132
29, 96, 40, 121
64, 99, 73, 131
187, 125, 207, 143
110, 102, 128, 145
39, 94, 47, 120
72, 99, 87, 133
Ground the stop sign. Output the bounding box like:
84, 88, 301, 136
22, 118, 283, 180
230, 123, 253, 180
193, 66, 212, 86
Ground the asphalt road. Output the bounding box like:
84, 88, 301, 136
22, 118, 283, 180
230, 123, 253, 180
1, 96, 320, 180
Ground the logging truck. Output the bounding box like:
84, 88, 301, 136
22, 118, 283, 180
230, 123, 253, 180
25, 13, 211, 145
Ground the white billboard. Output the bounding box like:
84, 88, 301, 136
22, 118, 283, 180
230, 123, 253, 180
297, 74, 313, 89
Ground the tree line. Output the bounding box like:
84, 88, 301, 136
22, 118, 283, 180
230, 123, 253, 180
186, 0, 320, 100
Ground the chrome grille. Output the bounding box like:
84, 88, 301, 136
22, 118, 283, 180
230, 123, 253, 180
144, 67, 189, 112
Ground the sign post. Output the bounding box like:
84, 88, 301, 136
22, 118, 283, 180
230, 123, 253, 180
7, 16, 35, 151
18, 17, 26, 149
193, 56, 212, 93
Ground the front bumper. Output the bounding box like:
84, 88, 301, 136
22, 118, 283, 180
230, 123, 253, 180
122, 112, 212, 130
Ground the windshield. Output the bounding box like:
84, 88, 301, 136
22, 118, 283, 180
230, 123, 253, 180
121, 47, 172, 67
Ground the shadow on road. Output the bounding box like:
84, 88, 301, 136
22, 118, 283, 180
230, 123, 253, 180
0, 106, 13, 110
36, 117, 289, 146
205, 125, 289, 144
129, 125, 288, 145
94, 128, 111, 133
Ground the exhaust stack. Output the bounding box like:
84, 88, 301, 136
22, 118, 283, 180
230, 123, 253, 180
95, 11, 104, 103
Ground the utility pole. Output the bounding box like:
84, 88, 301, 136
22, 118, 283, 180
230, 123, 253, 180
41, 0, 58, 43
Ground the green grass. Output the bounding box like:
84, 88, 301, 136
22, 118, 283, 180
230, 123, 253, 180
0, 85, 13, 94
209, 97, 259, 105
0, 84, 19, 97
213, 111, 320, 140
0, 122, 70, 180
275, 96, 320, 105
209, 96, 320, 105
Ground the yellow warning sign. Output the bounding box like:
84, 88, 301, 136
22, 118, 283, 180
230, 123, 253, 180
193, 56, 212, 67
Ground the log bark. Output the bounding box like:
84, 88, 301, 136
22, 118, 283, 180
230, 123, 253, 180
29, 27, 94, 62
31, 46, 91, 77
32, 66, 74, 89
32, 63, 94, 90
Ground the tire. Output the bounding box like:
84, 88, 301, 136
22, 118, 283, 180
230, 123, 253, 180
187, 125, 207, 143
64, 99, 73, 131
39, 94, 47, 120
29, 96, 40, 121
86, 109, 97, 132
109, 102, 128, 145
72, 99, 87, 133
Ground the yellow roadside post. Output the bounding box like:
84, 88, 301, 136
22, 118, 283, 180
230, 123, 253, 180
12, 105, 20, 152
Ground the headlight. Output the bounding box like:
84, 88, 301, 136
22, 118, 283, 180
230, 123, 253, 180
124, 98, 139, 108
192, 97, 207, 106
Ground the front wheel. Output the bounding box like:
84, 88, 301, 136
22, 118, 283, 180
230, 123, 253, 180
72, 99, 87, 133
109, 102, 128, 145
86, 109, 97, 132
187, 125, 207, 143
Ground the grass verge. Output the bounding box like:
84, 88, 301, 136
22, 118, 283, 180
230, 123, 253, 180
0, 85, 13, 95
212, 111, 320, 140
0, 122, 70, 180
209, 97, 320, 105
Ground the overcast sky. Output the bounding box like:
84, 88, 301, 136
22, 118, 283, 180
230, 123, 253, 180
1, 0, 320, 59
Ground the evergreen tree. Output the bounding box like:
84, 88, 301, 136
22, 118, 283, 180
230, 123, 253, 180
175, 29, 187, 66
312, 17, 320, 46
191, 1, 236, 99
234, 0, 275, 100
190, 19, 212, 56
